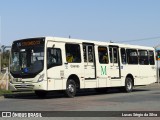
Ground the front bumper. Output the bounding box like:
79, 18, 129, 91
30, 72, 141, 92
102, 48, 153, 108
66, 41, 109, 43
9, 82, 34, 91
9, 81, 47, 91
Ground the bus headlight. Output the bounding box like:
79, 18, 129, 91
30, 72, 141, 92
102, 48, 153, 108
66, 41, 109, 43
38, 74, 44, 82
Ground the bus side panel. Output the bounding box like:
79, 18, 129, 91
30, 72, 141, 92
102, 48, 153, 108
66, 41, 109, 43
138, 65, 156, 85
47, 66, 64, 90
122, 65, 139, 86
96, 63, 113, 87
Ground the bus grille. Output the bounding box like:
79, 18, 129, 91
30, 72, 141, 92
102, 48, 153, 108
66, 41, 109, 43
14, 84, 34, 90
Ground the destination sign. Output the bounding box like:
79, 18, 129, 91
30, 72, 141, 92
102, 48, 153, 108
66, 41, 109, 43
13, 38, 45, 48
21, 40, 41, 46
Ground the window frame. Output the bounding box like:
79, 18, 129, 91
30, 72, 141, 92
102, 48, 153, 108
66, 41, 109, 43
109, 47, 119, 64
120, 48, 127, 64
126, 49, 138, 65
138, 50, 149, 65
98, 46, 109, 64
65, 43, 82, 63
149, 50, 155, 65
47, 48, 62, 69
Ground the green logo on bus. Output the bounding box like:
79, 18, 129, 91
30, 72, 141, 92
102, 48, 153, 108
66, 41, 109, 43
101, 66, 107, 75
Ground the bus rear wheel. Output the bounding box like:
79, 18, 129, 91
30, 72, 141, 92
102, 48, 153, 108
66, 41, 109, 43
65, 79, 76, 98
124, 77, 133, 92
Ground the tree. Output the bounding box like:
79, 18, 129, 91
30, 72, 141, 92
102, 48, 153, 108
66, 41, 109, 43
1, 50, 10, 68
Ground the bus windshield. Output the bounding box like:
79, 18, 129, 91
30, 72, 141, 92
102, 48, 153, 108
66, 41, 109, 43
10, 38, 45, 78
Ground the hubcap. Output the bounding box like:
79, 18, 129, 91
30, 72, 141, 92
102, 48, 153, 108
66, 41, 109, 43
127, 81, 132, 90
68, 84, 74, 93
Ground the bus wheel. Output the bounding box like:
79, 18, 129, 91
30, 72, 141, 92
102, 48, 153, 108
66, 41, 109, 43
35, 90, 47, 98
65, 79, 76, 98
124, 77, 133, 92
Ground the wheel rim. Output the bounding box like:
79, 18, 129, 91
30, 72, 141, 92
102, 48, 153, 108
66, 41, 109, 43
68, 84, 75, 93
127, 81, 132, 90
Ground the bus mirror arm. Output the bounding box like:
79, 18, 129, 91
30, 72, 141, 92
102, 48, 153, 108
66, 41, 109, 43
52, 44, 55, 48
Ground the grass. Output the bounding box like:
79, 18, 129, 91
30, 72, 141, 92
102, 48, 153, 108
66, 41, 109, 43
0, 89, 12, 96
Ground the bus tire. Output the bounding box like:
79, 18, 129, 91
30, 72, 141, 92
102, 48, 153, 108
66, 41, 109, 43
65, 79, 76, 98
124, 77, 133, 93
35, 90, 47, 98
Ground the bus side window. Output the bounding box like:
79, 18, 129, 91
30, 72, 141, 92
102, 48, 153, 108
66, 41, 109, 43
109, 48, 113, 63
121, 48, 127, 64
88, 46, 93, 62
113, 48, 118, 63
149, 51, 155, 65
127, 49, 138, 64
65, 44, 81, 63
98, 46, 109, 64
109, 47, 118, 63
83, 46, 87, 62
138, 50, 149, 65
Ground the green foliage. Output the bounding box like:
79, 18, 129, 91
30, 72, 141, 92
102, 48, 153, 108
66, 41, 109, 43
1, 51, 10, 68
0, 89, 12, 96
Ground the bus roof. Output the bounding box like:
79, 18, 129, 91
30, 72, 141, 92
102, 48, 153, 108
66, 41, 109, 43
45, 36, 155, 50
13, 36, 155, 50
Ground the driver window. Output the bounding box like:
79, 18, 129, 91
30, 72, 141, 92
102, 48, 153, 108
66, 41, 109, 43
47, 48, 62, 69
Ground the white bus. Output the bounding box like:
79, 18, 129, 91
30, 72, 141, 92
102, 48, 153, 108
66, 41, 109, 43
9, 37, 157, 98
